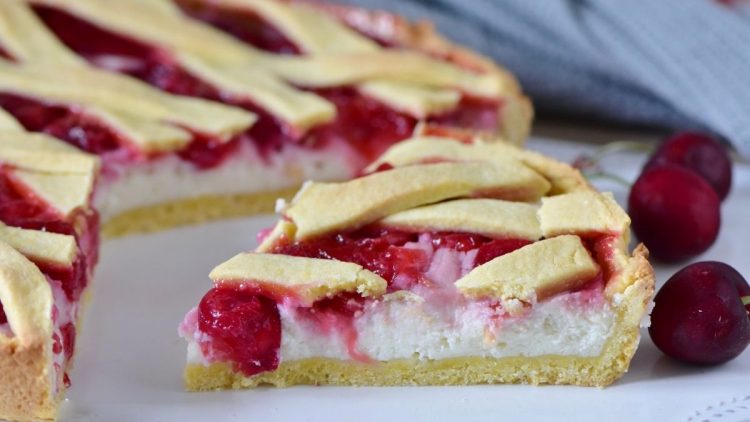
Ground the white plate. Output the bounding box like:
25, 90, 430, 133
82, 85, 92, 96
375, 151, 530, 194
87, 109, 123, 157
60, 137, 750, 422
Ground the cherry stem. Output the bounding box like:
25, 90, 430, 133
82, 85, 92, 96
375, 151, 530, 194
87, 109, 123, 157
574, 140, 654, 188
582, 170, 633, 188
587, 140, 655, 164
742, 296, 750, 306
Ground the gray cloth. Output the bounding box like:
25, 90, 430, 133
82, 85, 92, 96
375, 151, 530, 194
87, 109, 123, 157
341, 0, 750, 156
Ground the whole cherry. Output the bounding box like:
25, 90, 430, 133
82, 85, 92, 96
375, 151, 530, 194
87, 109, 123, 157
629, 165, 720, 262
649, 261, 750, 365
198, 286, 281, 376
644, 132, 733, 200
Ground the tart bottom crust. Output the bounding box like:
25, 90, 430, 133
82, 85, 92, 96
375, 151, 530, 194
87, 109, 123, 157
0, 342, 56, 422
101, 189, 299, 238
184, 249, 654, 390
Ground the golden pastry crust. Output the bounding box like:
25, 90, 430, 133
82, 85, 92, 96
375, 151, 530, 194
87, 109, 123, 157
366, 136, 589, 194
380, 198, 542, 240
0, 342, 57, 422
211, 253, 387, 304
299, 0, 533, 145
185, 246, 654, 389
455, 235, 601, 305
0, 224, 77, 267
101, 188, 298, 238
539, 191, 630, 237
0, 242, 58, 421
283, 161, 550, 241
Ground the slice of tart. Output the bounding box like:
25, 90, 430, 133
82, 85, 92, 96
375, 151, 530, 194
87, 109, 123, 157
0, 0, 530, 237
180, 136, 655, 390
0, 122, 98, 420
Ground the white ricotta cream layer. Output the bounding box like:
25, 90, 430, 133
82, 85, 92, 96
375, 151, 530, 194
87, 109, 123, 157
94, 142, 360, 221
278, 292, 615, 362
182, 290, 615, 366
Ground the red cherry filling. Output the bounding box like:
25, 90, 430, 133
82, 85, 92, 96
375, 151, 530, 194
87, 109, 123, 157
198, 286, 281, 377
474, 238, 533, 266
32, 4, 502, 170
176, 131, 242, 170
60, 322, 76, 363
0, 94, 124, 155
0, 170, 99, 301
0, 169, 59, 224
644, 132, 733, 201
37, 257, 88, 303
649, 261, 750, 365
273, 228, 530, 289
174, 0, 302, 55
628, 165, 720, 263
306, 87, 418, 163
273, 228, 423, 286
428, 96, 501, 132
0, 302, 7, 325
295, 293, 370, 362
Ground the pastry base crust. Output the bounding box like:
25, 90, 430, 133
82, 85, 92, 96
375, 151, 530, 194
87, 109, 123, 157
101, 188, 298, 238
185, 247, 654, 390
0, 342, 56, 422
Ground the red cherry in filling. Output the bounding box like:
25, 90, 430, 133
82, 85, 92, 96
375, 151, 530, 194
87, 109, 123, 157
644, 132, 733, 200
628, 165, 720, 262
198, 287, 281, 376
0, 302, 6, 325
474, 239, 533, 267
649, 261, 750, 365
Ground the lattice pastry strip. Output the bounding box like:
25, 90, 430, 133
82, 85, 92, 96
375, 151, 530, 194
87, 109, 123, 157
379, 198, 542, 241
0, 240, 53, 345
210, 253, 388, 305
0, 0, 83, 66
282, 160, 550, 241
368, 136, 590, 194
0, 223, 78, 267
28, 0, 505, 128
214, 0, 464, 117
455, 235, 600, 308
0, 109, 23, 131
0, 114, 99, 217
0, 61, 256, 153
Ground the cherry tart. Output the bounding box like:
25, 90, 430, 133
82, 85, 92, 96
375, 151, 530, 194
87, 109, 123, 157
180, 136, 655, 391
0, 0, 530, 238
0, 124, 98, 420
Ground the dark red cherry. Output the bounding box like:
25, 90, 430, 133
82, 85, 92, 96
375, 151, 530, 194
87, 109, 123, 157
644, 132, 732, 200
649, 261, 750, 365
198, 287, 281, 377
628, 165, 720, 262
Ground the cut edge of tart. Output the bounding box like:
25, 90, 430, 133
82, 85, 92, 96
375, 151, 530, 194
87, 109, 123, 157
180, 136, 655, 390
0, 129, 98, 420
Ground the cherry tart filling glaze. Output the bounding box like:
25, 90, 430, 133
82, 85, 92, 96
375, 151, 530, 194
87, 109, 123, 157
4, 2, 503, 175
182, 227, 618, 378
0, 159, 98, 390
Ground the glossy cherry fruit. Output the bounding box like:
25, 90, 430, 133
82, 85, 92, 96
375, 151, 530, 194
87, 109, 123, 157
644, 132, 732, 201
198, 287, 281, 376
629, 165, 720, 262
649, 262, 750, 365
